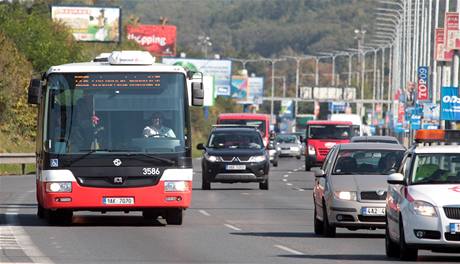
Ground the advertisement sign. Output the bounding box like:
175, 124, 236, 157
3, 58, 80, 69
440, 86, 460, 120
417, 66, 430, 101
410, 115, 421, 130
280, 100, 294, 119
247, 77, 264, 105
445, 12, 459, 50
230, 76, 248, 100
51, 5, 121, 42
162, 58, 232, 96
203, 76, 215, 107
422, 103, 439, 120
126, 24, 176, 56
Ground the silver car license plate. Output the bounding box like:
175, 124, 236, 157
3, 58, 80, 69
103, 197, 134, 205
362, 207, 385, 216
226, 164, 246, 170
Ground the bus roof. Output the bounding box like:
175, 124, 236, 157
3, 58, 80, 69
218, 113, 270, 120
46, 61, 187, 75
307, 120, 353, 125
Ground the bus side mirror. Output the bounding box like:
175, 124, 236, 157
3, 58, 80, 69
192, 82, 204, 106
28, 79, 42, 105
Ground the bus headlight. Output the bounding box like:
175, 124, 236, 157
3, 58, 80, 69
164, 181, 189, 192
412, 200, 437, 217
46, 182, 72, 193
248, 155, 266, 162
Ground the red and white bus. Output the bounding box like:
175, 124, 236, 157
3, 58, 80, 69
27, 51, 203, 225
217, 113, 270, 147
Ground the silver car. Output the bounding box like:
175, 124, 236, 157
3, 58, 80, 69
276, 133, 302, 159
312, 143, 405, 237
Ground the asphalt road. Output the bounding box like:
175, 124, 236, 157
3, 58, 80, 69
1, 158, 459, 263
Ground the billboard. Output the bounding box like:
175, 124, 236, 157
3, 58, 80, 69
51, 5, 121, 42
440, 86, 460, 121
417, 66, 429, 101
445, 12, 460, 50
230, 76, 248, 100
247, 77, 264, 105
202, 76, 215, 107
162, 58, 232, 96
126, 24, 176, 56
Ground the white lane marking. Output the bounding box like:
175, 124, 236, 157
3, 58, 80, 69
274, 244, 304, 255
283, 175, 289, 178
199, 210, 210, 216
288, 171, 293, 174
286, 183, 293, 186
241, 192, 250, 195
293, 169, 298, 172
224, 224, 242, 231
282, 179, 287, 182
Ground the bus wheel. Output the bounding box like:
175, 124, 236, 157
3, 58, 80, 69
37, 203, 45, 219
166, 209, 183, 225
48, 209, 73, 226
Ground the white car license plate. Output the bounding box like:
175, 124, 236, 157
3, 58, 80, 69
103, 197, 134, 205
226, 164, 246, 170
362, 207, 385, 216
449, 223, 460, 234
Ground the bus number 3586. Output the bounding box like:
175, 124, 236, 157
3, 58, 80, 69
143, 168, 161, 175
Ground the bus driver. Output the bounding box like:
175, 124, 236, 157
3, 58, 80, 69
143, 113, 176, 138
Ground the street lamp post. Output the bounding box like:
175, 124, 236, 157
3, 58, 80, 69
198, 35, 212, 58
284, 55, 314, 117
355, 28, 366, 116
260, 58, 286, 124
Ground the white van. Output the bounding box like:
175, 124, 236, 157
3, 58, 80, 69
330, 114, 369, 136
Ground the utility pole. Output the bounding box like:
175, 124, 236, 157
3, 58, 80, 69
260, 58, 285, 125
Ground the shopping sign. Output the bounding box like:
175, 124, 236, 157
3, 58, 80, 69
410, 115, 421, 130
445, 12, 459, 50
440, 86, 460, 121
126, 24, 176, 56
417, 66, 429, 101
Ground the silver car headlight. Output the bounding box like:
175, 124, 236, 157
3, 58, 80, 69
411, 200, 438, 217
249, 155, 266, 162
334, 191, 357, 201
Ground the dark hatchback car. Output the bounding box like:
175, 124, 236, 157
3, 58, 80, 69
197, 126, 270, 190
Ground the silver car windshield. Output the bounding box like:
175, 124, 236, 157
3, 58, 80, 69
45, 72, 187, 154
332, 150, 404, 175
411, 154, 460, 184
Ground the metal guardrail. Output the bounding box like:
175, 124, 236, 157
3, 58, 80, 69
0, 153, 35, 175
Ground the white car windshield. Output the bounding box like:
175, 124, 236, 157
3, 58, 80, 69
411, 154, 460, 184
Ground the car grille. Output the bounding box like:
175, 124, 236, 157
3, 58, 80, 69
360, 191, 387, 201
445, 232, 460, 241
318, 148, 329, 156
357, 215, 385, 222
220, 156, 251, 162
444, 207, 460, 219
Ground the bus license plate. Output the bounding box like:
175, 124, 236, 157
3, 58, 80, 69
103, 197, 134, 205
226, 165, 246, 170
449, 223, 460, 234
362, 207, 385, 216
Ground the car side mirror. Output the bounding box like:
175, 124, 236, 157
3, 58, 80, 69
387, 173, 405, 185
196, 143, 205, 150
191, 82, 204, 106
311, 167, 326, 177
28, 79, 42, 105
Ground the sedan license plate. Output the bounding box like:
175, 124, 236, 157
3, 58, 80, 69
226, 164, 246, 170
362, 207, 385, 216
449, 223, 460, 234
103, 197, 134, 205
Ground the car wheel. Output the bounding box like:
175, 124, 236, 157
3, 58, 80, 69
314, 202, 324, 235
259, 178, 269, 190
385, 218, 400, 258
296, 155, 301, 160
165, 209, 183, 225
202, 171, 211, 190
322, 201, 336, 237
48, 209, 73, 226
305, 158, 312, 171
399, 217, 418, 261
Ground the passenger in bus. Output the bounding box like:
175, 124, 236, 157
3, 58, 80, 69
143, 113, 176, 138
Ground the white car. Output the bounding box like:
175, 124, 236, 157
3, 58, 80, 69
385, 130, 460, 260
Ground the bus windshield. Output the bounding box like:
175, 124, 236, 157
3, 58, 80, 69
45, 72, 187, 154
308, 125, 352, 140
219, 119, 266, 137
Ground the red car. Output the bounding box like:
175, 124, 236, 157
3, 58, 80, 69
304, 120, 353, 171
